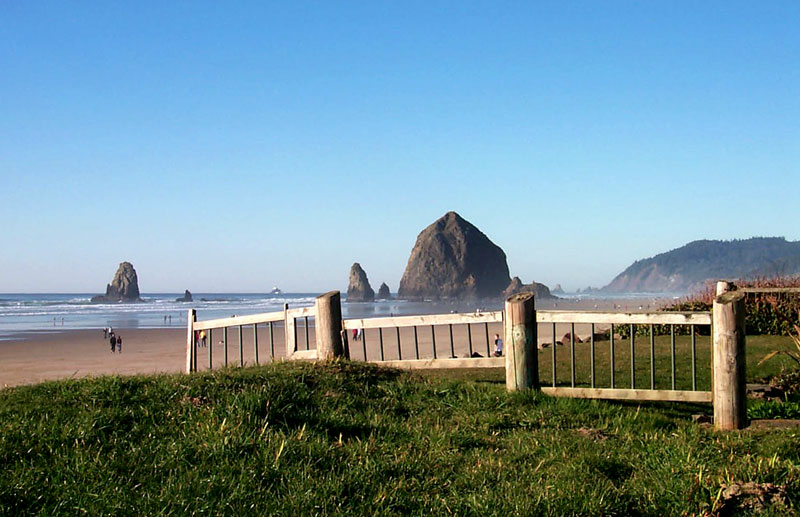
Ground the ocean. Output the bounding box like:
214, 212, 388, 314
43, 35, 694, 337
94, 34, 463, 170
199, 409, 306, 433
0, 293, 509, 338
0, 290, 679, 340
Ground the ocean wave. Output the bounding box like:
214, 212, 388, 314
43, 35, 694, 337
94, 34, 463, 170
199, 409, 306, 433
0, 293, 322, 331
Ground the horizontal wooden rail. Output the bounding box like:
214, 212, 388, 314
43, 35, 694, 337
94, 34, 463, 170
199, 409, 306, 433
375, 357, 504, 369
342, 311, 502, 330
739, 287, 800, 294
286, 306, 315, 318
541, 387, 712, 403
193, 310, 285, 331
536, 310, 712, 326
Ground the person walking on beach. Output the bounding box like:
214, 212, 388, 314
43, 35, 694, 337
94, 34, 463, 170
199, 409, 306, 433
493, 334, 503, 357
352, 329, 358, 342
116, 335, 122, 353
110, 333, 117, 353
356, 328, 363, 341
200, 330, 207, 347
103, 327, 108, 339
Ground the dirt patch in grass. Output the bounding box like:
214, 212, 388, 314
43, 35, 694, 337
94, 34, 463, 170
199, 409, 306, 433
748, 419, 800, 430
715, 482, 790, 516
574, 427, 610, 441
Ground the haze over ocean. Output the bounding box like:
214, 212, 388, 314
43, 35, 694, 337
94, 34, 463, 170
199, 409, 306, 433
1, 2, 798, 294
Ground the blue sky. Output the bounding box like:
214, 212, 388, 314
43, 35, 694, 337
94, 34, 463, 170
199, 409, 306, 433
1, 2, 798, 293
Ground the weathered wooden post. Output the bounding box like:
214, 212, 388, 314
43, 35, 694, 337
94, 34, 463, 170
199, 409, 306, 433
505, 292, 538, 391
713, 287, 747, 430
716, 281, 734, 296
185, 309, 196, 373
315, 290, 346, 360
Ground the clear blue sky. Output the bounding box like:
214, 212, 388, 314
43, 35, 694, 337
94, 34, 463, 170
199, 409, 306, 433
1, 1, 798, 293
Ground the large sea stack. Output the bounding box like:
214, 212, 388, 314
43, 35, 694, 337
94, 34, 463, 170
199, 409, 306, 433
91, 262, 142, 303
347, 263, 375, 302
398, 211, 511, 300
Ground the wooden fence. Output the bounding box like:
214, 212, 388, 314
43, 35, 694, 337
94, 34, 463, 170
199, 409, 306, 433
186, 283, 749, 430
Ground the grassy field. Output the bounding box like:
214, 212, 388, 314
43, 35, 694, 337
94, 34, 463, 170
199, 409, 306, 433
2, 344, 800, 515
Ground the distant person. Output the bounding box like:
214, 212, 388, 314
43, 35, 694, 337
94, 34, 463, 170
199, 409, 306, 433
103, 327, 108, 338
194, 330, 200, 347
200, 330, 207, 347
164, 315, 168, 325
352, 329, 358, 342
356, 328, 363, 341
116, 335, 122, 353
493, 334, 503, 357
168, 315, 172, 324
110, 334, 117, 353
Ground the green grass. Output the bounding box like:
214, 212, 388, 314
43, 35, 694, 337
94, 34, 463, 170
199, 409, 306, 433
2, 360, 800, 515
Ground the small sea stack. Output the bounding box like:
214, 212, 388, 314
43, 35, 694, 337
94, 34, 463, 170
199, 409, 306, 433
91, 262, 142, 303
502, 276, 555, 299
347, 263, 375, 302
377, 282, 391, 300
175, 290, 193, 302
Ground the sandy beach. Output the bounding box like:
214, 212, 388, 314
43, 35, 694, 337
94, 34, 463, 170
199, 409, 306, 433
0, 297, 670, 389
0, 329, 188, 388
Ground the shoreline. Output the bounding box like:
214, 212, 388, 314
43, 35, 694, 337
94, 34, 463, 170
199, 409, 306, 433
0, 297, 675, 389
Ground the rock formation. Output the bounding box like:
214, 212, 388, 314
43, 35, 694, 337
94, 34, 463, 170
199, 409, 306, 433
398, 211, 511, 300
502, 276, 554, 299
91, 262, 142, 303
347, 263, 375, 302
175, 290, 193, 302
551, 284, 565, 295
377, 282, 391, 300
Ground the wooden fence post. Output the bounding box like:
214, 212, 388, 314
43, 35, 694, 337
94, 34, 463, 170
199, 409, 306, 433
185, 309, 196, 374
716, 281, 734, 296
505, 292, 538, 391
713, 289, 747, 430
315, 290, 346, 360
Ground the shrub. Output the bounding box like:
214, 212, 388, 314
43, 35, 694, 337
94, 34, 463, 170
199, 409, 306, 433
659, 276, 800, 336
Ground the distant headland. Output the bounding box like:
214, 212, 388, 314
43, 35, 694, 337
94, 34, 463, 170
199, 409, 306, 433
602, 237, 800, 293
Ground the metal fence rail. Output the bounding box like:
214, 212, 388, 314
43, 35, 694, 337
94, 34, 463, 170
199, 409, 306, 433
535, 310, 713, 402
186, 306, 288, 372
342, 312, 504, 367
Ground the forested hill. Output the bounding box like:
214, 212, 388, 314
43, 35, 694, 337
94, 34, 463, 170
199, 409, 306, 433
602, 237, 800, 293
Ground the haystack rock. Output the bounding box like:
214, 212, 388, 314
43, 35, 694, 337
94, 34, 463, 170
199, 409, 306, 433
377, 282, 391, 300
502, 276, 555, 299
347, 263, 375, 302
91, 262, 142, 303
398, 211, 511, 300
176, 290, 193, 302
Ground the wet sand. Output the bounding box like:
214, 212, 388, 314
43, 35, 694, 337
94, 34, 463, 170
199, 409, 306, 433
0, 329, 188, 388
